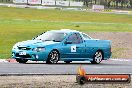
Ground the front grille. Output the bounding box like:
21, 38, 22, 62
15, 53, 31, 58
18, 47, 31, 50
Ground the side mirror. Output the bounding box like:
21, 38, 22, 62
64, 41, 72, 44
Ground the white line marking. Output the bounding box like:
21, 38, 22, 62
1, 19, 132, 26
0, 59, 8, 63
0, 59, 131, 63
110, 59, 130, 61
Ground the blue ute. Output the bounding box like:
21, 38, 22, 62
12, 29, 112, 64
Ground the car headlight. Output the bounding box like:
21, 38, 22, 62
33, 47, 45, 52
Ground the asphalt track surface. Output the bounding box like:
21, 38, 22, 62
0, 59, 132, 75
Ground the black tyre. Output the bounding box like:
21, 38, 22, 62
64, 61, 72, 64
46, 50, 59, 64
91, 51, 103, 64
16, 59, 28, 63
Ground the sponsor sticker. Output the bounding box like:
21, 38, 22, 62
71, 45, 76, 52
76, 66, 131, 84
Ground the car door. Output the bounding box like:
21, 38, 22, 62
61, 33, 85, 59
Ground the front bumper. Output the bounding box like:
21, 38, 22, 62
12, 50, 49, 61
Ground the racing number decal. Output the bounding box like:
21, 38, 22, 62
71, 45, 76, 52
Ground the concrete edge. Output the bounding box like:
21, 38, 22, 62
0, 73, 131, 76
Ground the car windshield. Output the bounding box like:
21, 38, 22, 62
35, 32, 66, 42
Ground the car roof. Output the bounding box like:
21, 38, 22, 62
47, 29, 79, 34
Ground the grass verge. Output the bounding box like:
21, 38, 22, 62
0, 7, 132, 58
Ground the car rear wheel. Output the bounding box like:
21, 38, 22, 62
46, 50, 59, 64
16, 59, 28, 63
91, 51, 103, 64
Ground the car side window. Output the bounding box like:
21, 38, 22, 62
67, 33, 83, 44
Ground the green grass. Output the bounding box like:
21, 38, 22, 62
0, 7, 132, 59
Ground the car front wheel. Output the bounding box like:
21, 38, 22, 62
46, 50, 59, 64
91, 51, 103, 64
